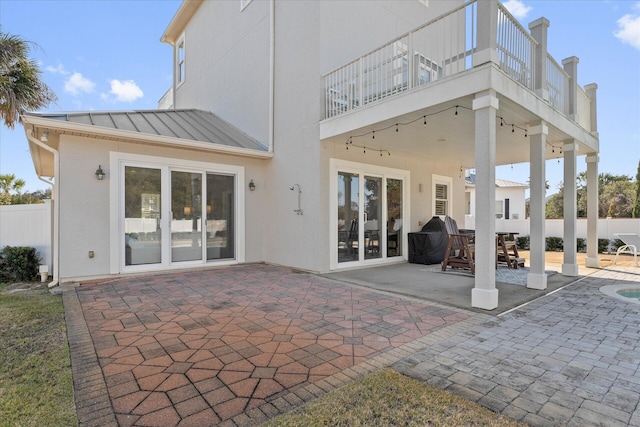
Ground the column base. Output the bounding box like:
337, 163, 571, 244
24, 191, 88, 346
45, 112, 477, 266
585, 256, 600, 268
562, 263, 580, 276
527, 273, 547, 290
471, 288, 499, 311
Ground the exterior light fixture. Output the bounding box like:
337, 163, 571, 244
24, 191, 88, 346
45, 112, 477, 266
40, 131, 49, 142
95, 165, 106, 180
248, 179, 256, 191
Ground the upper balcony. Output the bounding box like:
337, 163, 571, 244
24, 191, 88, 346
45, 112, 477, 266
322, 0, 596, 137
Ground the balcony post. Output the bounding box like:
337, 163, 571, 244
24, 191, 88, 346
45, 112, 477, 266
473, 0, 499, 67
529, 18, 549, 100
562, 56, 579, 121
585, 83, 598, 135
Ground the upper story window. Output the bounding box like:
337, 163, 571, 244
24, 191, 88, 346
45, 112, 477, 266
240, 0, 253, 11
176, 35, 185, 85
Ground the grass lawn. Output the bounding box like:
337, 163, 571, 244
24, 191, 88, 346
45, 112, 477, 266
264, 369, 526, 427
0, 281, 76, 426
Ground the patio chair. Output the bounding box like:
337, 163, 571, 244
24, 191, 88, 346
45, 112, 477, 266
441, 216, 475, 274
614, 233, 639, 267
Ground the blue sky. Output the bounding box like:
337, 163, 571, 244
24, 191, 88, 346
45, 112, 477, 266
1, 0, 639, 194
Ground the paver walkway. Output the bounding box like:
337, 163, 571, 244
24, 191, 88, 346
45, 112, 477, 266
394, 266, 640, 427
64, 264, 488, 426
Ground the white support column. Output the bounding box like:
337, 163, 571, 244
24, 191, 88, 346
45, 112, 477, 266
585, 153, 600, 267
585, 83, 599, 135
527, 122, 548, 290
472, 90, 499, 310
562, 141, 579, 276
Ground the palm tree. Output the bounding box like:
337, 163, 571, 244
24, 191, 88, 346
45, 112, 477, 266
0, 173, 26, 205
0, 29, 56, 129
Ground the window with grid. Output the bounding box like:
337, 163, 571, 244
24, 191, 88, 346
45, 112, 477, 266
435, 184, 448, 216
176, 36, 185, 84
432, 174, 452, 217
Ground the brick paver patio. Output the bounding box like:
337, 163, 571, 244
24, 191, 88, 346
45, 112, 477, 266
394, 266, 640, 427
65, 264, 486, 426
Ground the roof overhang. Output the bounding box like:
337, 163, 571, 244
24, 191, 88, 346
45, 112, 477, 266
21, 113, 272, 178
160, 0, 203, 45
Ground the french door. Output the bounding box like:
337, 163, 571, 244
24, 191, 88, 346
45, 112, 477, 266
332, 159, 408, 269
117, 154, 243, 273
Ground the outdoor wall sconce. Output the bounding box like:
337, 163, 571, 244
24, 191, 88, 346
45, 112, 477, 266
95, 165, 106, 180
40, 131, 49, 142
290, 184, 303, 215
248, 179, 256, 191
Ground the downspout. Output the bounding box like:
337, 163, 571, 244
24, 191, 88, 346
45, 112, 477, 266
26, 126, 59, 288
269, 0, 275, 152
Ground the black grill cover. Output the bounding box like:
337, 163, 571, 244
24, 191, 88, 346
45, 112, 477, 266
409, 217, 449, 264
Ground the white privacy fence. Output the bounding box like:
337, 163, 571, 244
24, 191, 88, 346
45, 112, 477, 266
465, 215, 640, 242
0, 201, 53, 272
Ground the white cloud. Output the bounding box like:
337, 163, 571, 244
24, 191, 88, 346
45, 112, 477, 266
502, 0, 532, 20
64, 72, 95, 96
108, 79, 144, 103
45, 63, 69, 75
614, 4, 640, 51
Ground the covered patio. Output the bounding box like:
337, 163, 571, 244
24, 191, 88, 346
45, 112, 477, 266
321, 0, 600, 310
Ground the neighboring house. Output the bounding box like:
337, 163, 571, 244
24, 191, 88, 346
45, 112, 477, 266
465, 173, 528, 220
21, 0, 600, 310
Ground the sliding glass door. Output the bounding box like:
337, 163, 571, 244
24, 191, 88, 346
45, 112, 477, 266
334, 160, 407, 268
120, 158, 241, 271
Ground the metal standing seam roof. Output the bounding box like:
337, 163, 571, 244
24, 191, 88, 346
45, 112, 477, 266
465, 174, 528, 188
25, 109, 268, 152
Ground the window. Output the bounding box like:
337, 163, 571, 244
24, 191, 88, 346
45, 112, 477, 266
240, 0, 253, 11
432, 175, 452, 217
495, 200, 504, 219
176, 35, 185, 84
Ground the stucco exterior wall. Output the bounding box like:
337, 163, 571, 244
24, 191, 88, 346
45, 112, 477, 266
57, 134, 267, 281
167, 0, 467, 273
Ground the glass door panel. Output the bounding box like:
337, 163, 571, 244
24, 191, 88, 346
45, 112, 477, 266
124, 166, 162, 266
338, 172, 359, 263
171, 171, 203, 262
387, 178, 403, 257
364, 176, 382, 260
206, 173, 235, 260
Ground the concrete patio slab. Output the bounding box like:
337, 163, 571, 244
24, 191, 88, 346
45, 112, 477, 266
326, 262, 580, 314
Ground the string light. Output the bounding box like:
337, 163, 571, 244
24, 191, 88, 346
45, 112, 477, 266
344, 104, 529, 157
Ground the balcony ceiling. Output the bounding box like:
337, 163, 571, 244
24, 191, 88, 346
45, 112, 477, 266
320, 72, 596, 169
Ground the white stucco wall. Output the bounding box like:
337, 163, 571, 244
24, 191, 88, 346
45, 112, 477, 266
57, 134, 266, 281
167, 0, 467, 273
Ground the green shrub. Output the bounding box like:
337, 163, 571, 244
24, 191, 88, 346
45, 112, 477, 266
516, 236, 530, 250
598, 238, 611, 254
576, 238, 586, 253
0, 246, 41, 282
545, 237, 564, 252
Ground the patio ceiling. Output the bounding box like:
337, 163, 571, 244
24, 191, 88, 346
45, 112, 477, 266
320, 66, 598, 169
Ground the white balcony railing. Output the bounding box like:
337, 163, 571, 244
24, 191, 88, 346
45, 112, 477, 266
323, 1, 575, 123
496, 3, 536, 90
576, 85, 592, 131
546, 54, 569, 114
324, 1, 477, 118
